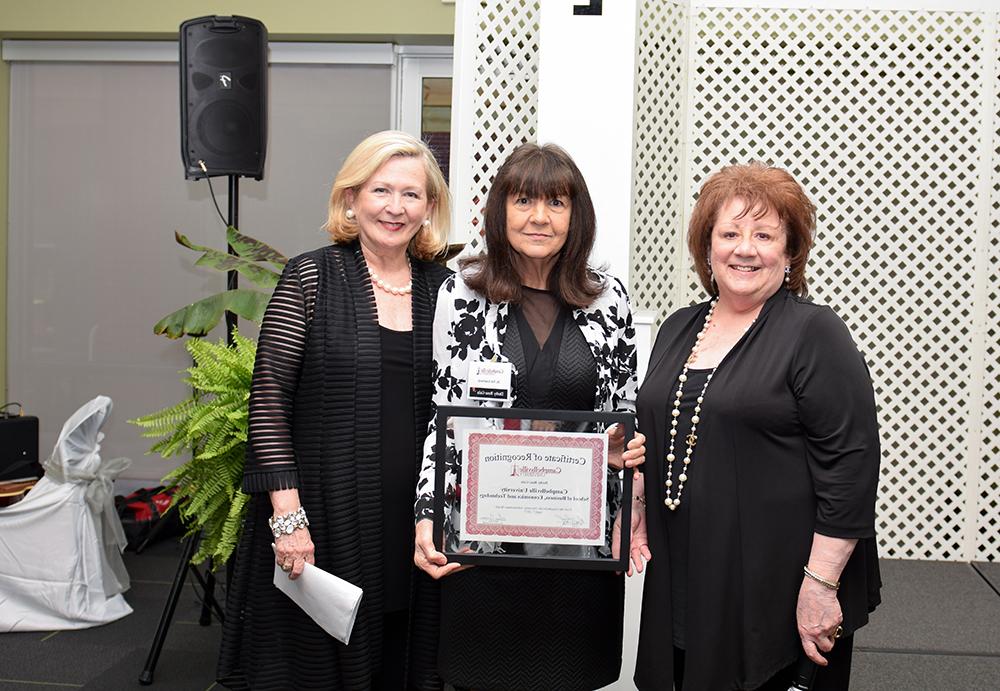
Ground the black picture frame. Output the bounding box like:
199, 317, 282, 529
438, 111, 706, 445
433, 405, 633, 571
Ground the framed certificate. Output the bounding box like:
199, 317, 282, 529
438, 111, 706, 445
433, 405, 634, 571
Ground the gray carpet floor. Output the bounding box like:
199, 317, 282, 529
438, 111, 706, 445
850, 560, 1000, 690
0, 539, 223, 691
1, 544, 998, 690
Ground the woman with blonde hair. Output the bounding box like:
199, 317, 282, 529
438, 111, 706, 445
219, 130, 453, 690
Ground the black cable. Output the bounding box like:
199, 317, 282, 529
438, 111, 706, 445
0, 401, 23, 417
198, 160, 229, 228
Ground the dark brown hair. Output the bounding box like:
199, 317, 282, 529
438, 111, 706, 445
688, 162, 816, 296
461, 142, 604, 307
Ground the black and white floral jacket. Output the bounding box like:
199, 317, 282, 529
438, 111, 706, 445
415, 269, 638, 551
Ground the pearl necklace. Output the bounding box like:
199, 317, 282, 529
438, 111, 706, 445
664, 299, 757, 511
368, 258, 412, 295
664, 299, 717, 510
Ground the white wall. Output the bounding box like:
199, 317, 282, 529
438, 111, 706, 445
537, 0, 640, 283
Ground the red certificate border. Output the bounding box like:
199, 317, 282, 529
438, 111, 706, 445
463, 430, 606, 541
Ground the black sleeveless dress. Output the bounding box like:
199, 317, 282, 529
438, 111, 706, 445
438, 288, 625, 691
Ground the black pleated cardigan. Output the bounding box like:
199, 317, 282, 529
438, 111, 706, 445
634, 288, 882, 691
218, 242, 451, 690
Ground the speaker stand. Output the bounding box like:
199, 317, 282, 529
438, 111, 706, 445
139, 176, 241, 685
225, 175, 240, 346
138, 534, 225, 684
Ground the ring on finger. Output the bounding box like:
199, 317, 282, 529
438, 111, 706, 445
834, 625, 844, 640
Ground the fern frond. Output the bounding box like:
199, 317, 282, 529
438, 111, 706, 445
197, 433, 243, 460
130, 328, 258, 568
130, 397, 197, 437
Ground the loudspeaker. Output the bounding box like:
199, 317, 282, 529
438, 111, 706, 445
180, 16, 268, 180
0, 416, 40, 482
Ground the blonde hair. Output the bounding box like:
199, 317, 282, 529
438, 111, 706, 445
324, 130, 451, 260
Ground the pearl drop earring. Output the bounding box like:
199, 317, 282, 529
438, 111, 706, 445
784, 265, 790, 284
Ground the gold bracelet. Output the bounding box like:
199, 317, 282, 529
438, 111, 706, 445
803, 565, 839, 590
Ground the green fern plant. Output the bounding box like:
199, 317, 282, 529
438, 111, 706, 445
131, 330, 257, 568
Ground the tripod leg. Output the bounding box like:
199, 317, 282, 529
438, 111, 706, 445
190, 566, 226, 623
139, 534, 197, 685
135, 508, 173, 554
199, 571, 216, 626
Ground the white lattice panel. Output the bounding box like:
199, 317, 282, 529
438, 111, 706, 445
452, 0, 540, 251
631, 0, 688, 323
678, 7, 991, 561
978, 12, 1000, 562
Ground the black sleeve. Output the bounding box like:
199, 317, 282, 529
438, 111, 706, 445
791, 306, 880, 539
242, 257, 318, 493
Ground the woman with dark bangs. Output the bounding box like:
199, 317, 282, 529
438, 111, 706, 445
412, 142, 646, 690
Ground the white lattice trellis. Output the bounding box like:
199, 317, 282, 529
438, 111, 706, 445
450, 0, 540, 253
631, 0, 689, 318
451, 0, 1000, 561
683, 7, 991, 561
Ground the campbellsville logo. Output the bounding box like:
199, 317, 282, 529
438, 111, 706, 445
510, 464, 561, 477
218, 73, 232, 89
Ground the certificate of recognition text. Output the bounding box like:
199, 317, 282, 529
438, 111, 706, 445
460, 429, 608, 545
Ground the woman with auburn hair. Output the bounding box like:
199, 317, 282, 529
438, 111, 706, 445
413, 142, 646, 690
218, 130, 452, 690
628, 162, 881, 690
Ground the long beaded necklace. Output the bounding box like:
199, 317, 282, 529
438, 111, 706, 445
368, 257, 412, 295
664, 299, 717, 510
664, 299, 759, 510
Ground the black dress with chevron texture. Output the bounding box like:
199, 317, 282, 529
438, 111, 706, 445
438, 289, 625, 691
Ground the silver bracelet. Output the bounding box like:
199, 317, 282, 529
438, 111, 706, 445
803, 565, 840, 590
269, 506, 309, 539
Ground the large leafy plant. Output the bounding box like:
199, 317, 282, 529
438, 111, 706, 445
154, 226, 287, 337
131, 227, 286, 568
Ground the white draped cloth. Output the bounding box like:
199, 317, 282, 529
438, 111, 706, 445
0, 395, 133, 631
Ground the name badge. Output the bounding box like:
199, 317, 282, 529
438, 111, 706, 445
468, 361, 513, 402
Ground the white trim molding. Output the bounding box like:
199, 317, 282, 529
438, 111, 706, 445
394, 46, 454, 137
1, 40, 395, 65
691, 0, 997, 9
